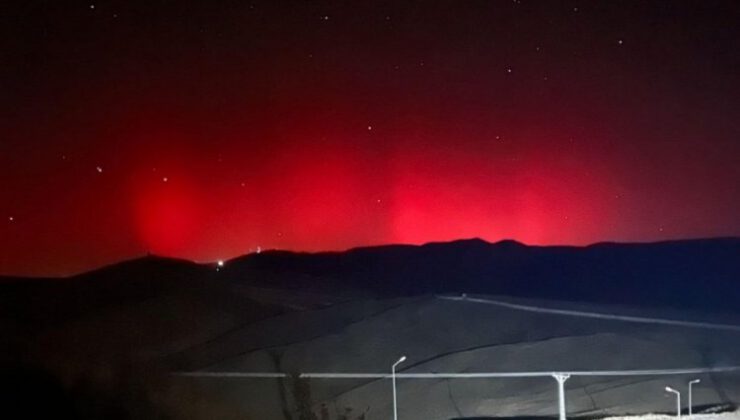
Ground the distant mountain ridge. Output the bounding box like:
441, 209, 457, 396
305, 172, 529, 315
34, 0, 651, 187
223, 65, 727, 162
220, 237, 740, 311
2, 237, 738, 314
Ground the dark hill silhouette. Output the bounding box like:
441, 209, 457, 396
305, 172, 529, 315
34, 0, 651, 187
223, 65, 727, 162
2, 237, 739, 321
0, 254, 282, 360
1, 255, 214, 328
220, 237, 740, 312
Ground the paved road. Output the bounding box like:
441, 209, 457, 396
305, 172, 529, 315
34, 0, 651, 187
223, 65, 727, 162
438, 294, 740, 332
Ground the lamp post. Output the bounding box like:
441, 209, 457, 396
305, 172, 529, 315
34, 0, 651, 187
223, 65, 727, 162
552, 374, 571, 420
688, 379, 701, 416
392, 356, 407, 420
666, 386, 681, 419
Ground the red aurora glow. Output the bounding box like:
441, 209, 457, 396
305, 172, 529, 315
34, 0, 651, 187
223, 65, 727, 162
1, 1, 739, 275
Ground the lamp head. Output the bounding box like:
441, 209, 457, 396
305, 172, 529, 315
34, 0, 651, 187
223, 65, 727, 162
666, 386, 677, 393
397, 356, 407, 363
690, 379, 701, 384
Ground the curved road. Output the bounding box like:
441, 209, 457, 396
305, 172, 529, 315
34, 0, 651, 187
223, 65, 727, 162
437, 294, 740, 332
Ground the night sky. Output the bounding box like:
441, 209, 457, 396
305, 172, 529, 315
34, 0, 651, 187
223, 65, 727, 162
2, 1, 739, 276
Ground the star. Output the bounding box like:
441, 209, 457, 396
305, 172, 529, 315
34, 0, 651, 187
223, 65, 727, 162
96, 166, 103, 173
162, 177, 168, 182
8, 216, 14, 222
618, 39, 624, 45
89, 4, 95, 10
321, 15, 329, 21
367, 125, 373, 131
506, 67, 512, 73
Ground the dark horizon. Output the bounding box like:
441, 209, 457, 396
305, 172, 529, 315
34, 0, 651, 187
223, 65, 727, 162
3, 235, 738, 278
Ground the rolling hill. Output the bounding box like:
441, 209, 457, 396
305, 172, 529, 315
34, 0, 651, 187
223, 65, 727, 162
1, 238, 739, 419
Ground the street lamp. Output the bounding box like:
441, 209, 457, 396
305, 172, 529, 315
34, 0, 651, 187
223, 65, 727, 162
688, 379, 701, 416
392, 356, 407, 420
666, 386, 681, 419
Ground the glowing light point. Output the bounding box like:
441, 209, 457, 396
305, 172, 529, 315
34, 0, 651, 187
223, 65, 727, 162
217, 260, 224, 267
90, 4, 95, 9
367, 125, 373, 131
163, 177, 168, 182
8, 216, 14, 222
256, 246, 262, 254
96, 166, 103, 173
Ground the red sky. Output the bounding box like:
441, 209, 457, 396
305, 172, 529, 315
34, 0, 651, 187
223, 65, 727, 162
1, 1, 739, 276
